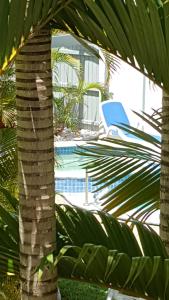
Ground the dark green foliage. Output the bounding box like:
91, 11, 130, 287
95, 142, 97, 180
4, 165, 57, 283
0, 128, 17, 185
58, 279, 107, 300
57, 244, 169, 299
0, 189, 168, 299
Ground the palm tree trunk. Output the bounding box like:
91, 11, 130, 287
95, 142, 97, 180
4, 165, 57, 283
16, 28, 58, 299
160, 91, 169, 254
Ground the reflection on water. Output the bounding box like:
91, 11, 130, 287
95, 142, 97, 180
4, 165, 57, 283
57, 153, 86, 171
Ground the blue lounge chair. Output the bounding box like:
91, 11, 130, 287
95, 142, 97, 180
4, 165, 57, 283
100, 100, 161, 143
100, 100, 135, 139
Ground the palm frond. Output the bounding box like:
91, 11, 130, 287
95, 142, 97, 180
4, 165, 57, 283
0, 189, 166, 278
0, 64, 16, 127
52, 48, 80, 71
0, 0, 169, 96
56, 205, 166, 258
0, 128, 17, 184
0, 191, 167, 300
54, 0, 169, 93
56, 243, 169, 300
70, 34, 120, 78
0, 187, 19, 276
76, 112, 161, 219
0, 0, 73, 73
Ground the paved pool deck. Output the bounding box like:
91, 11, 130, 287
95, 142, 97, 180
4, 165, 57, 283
54, 140, 87, 148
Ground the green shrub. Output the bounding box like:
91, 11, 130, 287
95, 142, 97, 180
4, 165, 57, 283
59, 279, 107, 300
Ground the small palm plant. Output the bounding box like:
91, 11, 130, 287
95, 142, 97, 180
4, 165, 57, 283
52, 48, 108, 134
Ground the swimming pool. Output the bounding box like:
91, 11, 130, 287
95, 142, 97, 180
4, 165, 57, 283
57, 153, 84, 172
55, 146, 95, 193
55, 146, 125, 199
55, 145, 124, 195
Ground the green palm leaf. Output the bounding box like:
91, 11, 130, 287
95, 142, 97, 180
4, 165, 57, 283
0, 189, 168, 299
56, 204, 167, 258
0, 128, 17, 184
54, 243, 169, 299
76, 112, 161, 220
54, 0, 169, 92
0, 0, 73, 72
52, 48, 80, 72
1, 0, 169, 97
0, 188, 19, 276
0, 65, 16, 128
0, 188, 166, 278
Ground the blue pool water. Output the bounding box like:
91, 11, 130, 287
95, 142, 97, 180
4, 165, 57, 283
57, 153, 84, 171
56, 177, 95, 193
55, 146, 94, 193
55, 146, 123, 194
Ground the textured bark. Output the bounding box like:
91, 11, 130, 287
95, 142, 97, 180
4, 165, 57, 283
160, 91, 169, 254
16, 28, 57, 299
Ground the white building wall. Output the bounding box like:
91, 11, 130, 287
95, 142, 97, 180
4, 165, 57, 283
99, 59, 162, 134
